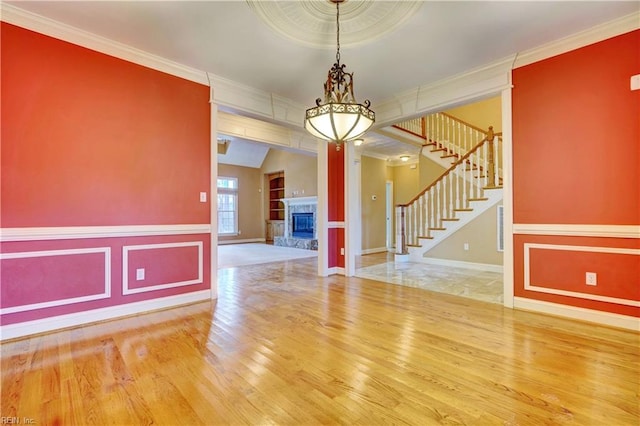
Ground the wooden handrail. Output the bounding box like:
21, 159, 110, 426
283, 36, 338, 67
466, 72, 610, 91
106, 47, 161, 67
398, 129, 495, 207
439, 112, 493, 136
391, 118, 427, 139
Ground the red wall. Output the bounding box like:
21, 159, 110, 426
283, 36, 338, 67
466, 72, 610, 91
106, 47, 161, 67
512, 30, 639, 317
327, 143, 345, 269
1, 24, 211, 327
513, 30, 639, 225
1, 23, 210, 227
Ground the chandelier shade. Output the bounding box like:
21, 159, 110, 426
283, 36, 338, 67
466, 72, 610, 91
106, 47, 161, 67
304, 0, 375, 150
305, 102, 375, 142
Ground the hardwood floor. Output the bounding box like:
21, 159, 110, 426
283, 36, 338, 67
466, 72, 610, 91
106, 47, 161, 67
2, 256, 639, 425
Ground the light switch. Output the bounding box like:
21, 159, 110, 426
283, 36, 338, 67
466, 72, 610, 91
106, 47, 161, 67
200, 192, 207, 202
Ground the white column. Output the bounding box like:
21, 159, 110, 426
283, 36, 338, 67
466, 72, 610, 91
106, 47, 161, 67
317, 140, 329, 277
502, 84, 514, 308
209, 82, 219, 300
344, 141, 361, 277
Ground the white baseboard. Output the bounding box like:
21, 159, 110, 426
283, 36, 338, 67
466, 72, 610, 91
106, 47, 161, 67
417, 257, 504, 273
327, 267, 346, 276
361, 247, 388, 255
514, 297, 640, 331
217, 238, 265, 245
0, 290, 212, 341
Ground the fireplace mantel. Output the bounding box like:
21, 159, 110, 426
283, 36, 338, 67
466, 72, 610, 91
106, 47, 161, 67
280, 196, 317, 206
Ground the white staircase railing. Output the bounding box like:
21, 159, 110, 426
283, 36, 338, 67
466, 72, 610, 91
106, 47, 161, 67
396, 127, 502, 254
394, 112, 493, 163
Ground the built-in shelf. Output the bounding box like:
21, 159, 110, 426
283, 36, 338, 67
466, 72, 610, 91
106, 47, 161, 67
267, 172, 285, 224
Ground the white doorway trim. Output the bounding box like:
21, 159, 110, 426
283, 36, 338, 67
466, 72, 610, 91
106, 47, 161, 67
386, 180, 394, 251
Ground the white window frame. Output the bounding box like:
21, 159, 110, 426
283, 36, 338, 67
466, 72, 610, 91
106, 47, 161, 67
217, 177, 238, 236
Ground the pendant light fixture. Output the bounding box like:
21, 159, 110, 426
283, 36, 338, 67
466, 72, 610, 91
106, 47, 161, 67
304, 0, 375, 150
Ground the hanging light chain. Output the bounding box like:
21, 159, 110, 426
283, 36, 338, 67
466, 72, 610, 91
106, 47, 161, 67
335, 1, 340, 65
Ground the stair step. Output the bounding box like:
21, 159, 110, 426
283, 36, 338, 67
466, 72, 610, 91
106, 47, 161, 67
468, 197, 489, 202
483, 185, 503, 190
407, 244, 422, 248
441, 154, 458, 159
431, 148, 447, 152
442, 218, 460, 222
428, 227, 446, 231
454, 208, 474, 212
417, 235, 434, 240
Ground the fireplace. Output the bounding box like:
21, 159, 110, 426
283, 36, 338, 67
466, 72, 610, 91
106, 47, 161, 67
292, 213, 314, 239
274, 196, 318, 250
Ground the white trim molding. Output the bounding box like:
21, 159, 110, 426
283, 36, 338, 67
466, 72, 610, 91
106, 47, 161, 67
514, 12, 640, 69
419, 257, 504, 274
513, 224, 640, 239
122, 242, 204, 295
218, 238, 265, 245
0, 290, 211, 341
0, 2, 208, 86
514, 297, 640, 332
523, 243, 640, 307
0, 247, 111, 314
361, 247, 389, 255
0, 224, 211, 242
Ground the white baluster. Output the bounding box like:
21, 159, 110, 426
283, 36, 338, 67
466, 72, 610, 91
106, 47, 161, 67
462, 159, 467, 208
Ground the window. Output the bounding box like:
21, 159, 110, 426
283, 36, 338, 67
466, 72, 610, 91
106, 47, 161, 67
217, 177, 238, 235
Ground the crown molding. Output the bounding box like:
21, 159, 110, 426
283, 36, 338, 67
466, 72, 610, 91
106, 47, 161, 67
374, 56, 514, 127
0, 2, 208, 86
514, 11, 640, 69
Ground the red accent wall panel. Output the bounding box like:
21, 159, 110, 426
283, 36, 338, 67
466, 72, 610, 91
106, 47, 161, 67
0, 235, 211, 325
514, 234, 640, 317
1, 23, 211, 227
512, 30, 639, 225
327, 143, 345, 222
327, 228, 345, 269
1, 250, 108, 309
125, 244, 201, 291
336, 227, 345, 268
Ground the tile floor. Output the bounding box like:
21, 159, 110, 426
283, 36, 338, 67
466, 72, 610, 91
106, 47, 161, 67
217, 244, 504, 305
356, 260, 504, 304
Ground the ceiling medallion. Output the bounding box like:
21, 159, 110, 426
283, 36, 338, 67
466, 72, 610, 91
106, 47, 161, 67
246, 0, 423, 48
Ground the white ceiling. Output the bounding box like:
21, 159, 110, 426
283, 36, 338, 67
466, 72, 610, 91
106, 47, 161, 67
7, 1, 639, 165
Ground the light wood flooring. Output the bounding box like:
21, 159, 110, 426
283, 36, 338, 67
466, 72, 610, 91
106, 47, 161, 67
1, 255, 639, 425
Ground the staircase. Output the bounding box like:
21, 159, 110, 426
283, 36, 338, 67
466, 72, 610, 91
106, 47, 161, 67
391, 113, 503, 262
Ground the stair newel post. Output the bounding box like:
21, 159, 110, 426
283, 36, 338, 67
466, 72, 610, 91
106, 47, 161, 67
414, 197, 423, 241
399, 205, 408, 255
486, 126, 496, 188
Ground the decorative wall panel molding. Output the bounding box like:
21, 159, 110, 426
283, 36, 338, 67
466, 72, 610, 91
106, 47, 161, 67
0, 247, 111, 314
122, 242, 203, 295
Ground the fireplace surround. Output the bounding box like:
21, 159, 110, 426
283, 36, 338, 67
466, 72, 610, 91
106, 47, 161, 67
274, 196, 318, 250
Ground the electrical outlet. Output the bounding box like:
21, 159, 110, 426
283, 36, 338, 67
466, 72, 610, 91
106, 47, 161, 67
199, 192, 207, 202
585, 272, 597, 286
136, 268, 145, 281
